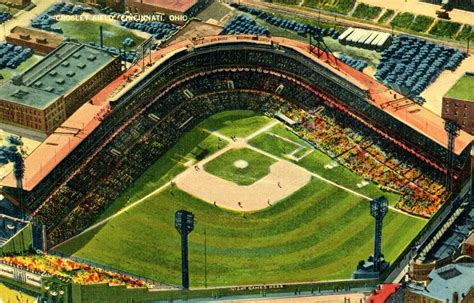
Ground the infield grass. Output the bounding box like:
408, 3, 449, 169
249, 124, 400, 206
56, 111, 424, 287
204, 148, 276, 185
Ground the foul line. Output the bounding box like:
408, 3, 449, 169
52, 181, 172, 250
56, 118, 423, 248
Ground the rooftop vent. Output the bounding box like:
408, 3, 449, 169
87, 55, 96, 61
66, 71, 75, 77
61, 61, 70, 67
49, 71, 58, 77
45, 87, 54, 92
11, 89, 29, 98
438, 267, 462, 280
34, 81, 43, 87
77, 63, 86, 69
11, 75, 23, 86
19, 34, 31, 40
36, 38, 48, 44
72, 53, 81, 59
55, 78, 65, 85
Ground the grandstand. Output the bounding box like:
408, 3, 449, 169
0, 34, 472, 254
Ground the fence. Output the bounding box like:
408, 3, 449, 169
0, 223, 33, 256
49, 250, 175, 290
381, 183, 472, 282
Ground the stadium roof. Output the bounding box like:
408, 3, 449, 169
0, 41, 116, 110
409, 263, 474, 302
129, 0, 198, 13
445, 73, 474, 102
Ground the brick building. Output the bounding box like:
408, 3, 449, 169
0, 42, 121, 135
442, 73, 474, 135
405, 264, 474, 303
6, 26, 65, 55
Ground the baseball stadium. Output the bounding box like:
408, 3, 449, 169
0, 33, 472, 301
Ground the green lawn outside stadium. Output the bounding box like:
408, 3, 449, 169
56, 111, 425, 287
58, 21, 145, 50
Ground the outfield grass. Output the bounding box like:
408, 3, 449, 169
200, 110, 271, 138
204, 148, 276, 185
58, 21, 145, 50
57, 111, 424, 287
57, 181, 424, 287
249, 124, 400, 206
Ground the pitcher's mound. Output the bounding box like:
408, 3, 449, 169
234, 160, 249, 169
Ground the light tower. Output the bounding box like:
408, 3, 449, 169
444, 119, 460, 193
353, 196, 389, 279
175, 210, 194, 290
370, 196, 388, 272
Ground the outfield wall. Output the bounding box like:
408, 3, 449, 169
70, 279, 377, 302
0, 223, 33, 256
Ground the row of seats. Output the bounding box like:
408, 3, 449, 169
230, 3, 340, 39
375, 36, 467, 100
220, 15, 270, 36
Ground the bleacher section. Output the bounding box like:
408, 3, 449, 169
1, 39, 469, 248
375, 36, 467, 103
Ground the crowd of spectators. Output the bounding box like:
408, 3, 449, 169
282, 104, 447, 217
4, 42, 460, 245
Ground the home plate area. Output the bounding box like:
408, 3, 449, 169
174, 148, 312, 212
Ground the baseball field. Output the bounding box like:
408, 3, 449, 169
55, 110, 426, 287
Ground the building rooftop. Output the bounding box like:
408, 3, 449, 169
445, 73, 474, 102
409, 263, 474, 301
0, 41, 116, 110
131, 0, 198, 13
7, 26, 65, 51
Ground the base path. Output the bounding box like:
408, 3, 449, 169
175, 160, 312, 212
